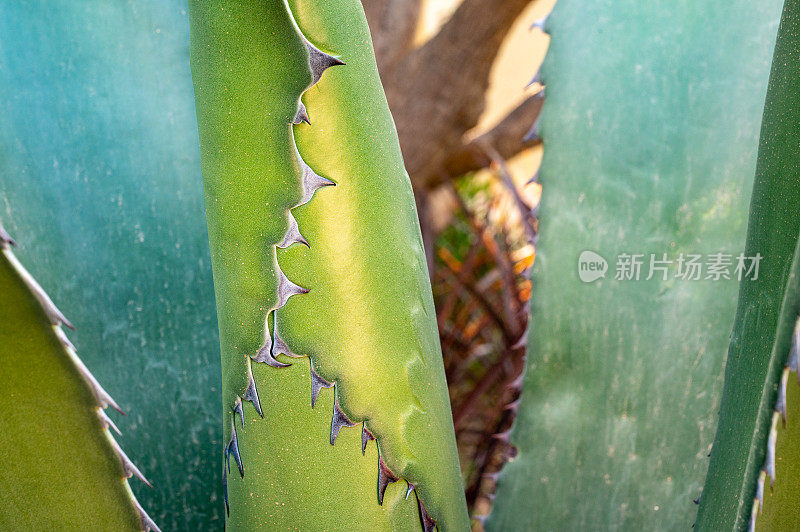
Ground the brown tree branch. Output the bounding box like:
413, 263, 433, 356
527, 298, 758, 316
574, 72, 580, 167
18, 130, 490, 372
383, 0, 536, 190
444, 91, 543, 179
479, 140, 539, 245
361, 0, 423, 72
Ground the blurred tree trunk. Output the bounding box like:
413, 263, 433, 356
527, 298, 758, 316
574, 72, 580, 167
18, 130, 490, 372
363, 0, 539, 193
361, 0, 423, 71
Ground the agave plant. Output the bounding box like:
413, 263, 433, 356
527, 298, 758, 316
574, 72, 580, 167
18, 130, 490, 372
3, 0, 800, 530
1, 0, 468, 530
188, 0, 467, 529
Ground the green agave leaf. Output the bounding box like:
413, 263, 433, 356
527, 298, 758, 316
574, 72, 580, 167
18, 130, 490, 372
0, 2, 221, 529
189, 0, 468, 529
696, 1, 800, 529
487, 0, 782, 530
0, 224, 156, 530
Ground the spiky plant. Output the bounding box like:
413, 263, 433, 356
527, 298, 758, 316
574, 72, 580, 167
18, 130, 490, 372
695, 1, 800, 530
0, 221, 157, 530
188, 0, 469, 529
486, 0, 783, 530
11, 1, 800, 530
0, 3, 222, 528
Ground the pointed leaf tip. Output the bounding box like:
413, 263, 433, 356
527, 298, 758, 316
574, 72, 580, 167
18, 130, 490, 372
361, 424, 375, 455
252, 342, 290, 368
492, 429, 512, 444
293, 101, 311, 125
111, 438, 152, 488
54, 325, 76, 352
305, 39, 345, 86
527, 70, 542, 88
251, 325, 273, 361
227, 423, 244, 478
69, 351, 124, 413
297, 156, 336, 207
135, 499, 162, 532
3, 240, 75, 329
504, 398, 521, 413
272, 328, 300, 359
377, 454, 399, 505
330, 395, 356, 444
417, 496, 437, 532
244, 368, 263, 418
530, 12, 550, 33
0, 224, 16, 247
97, 408, 122, 436
233, 398, 245, 427
275, 265, 309, 310
271, 316, 303, 359
311, 363, 334, 408
507, 372, 524, 392
277, 214, 309, 249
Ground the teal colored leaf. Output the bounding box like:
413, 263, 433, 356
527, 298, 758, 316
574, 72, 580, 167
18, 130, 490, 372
488, 1, 783, 530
